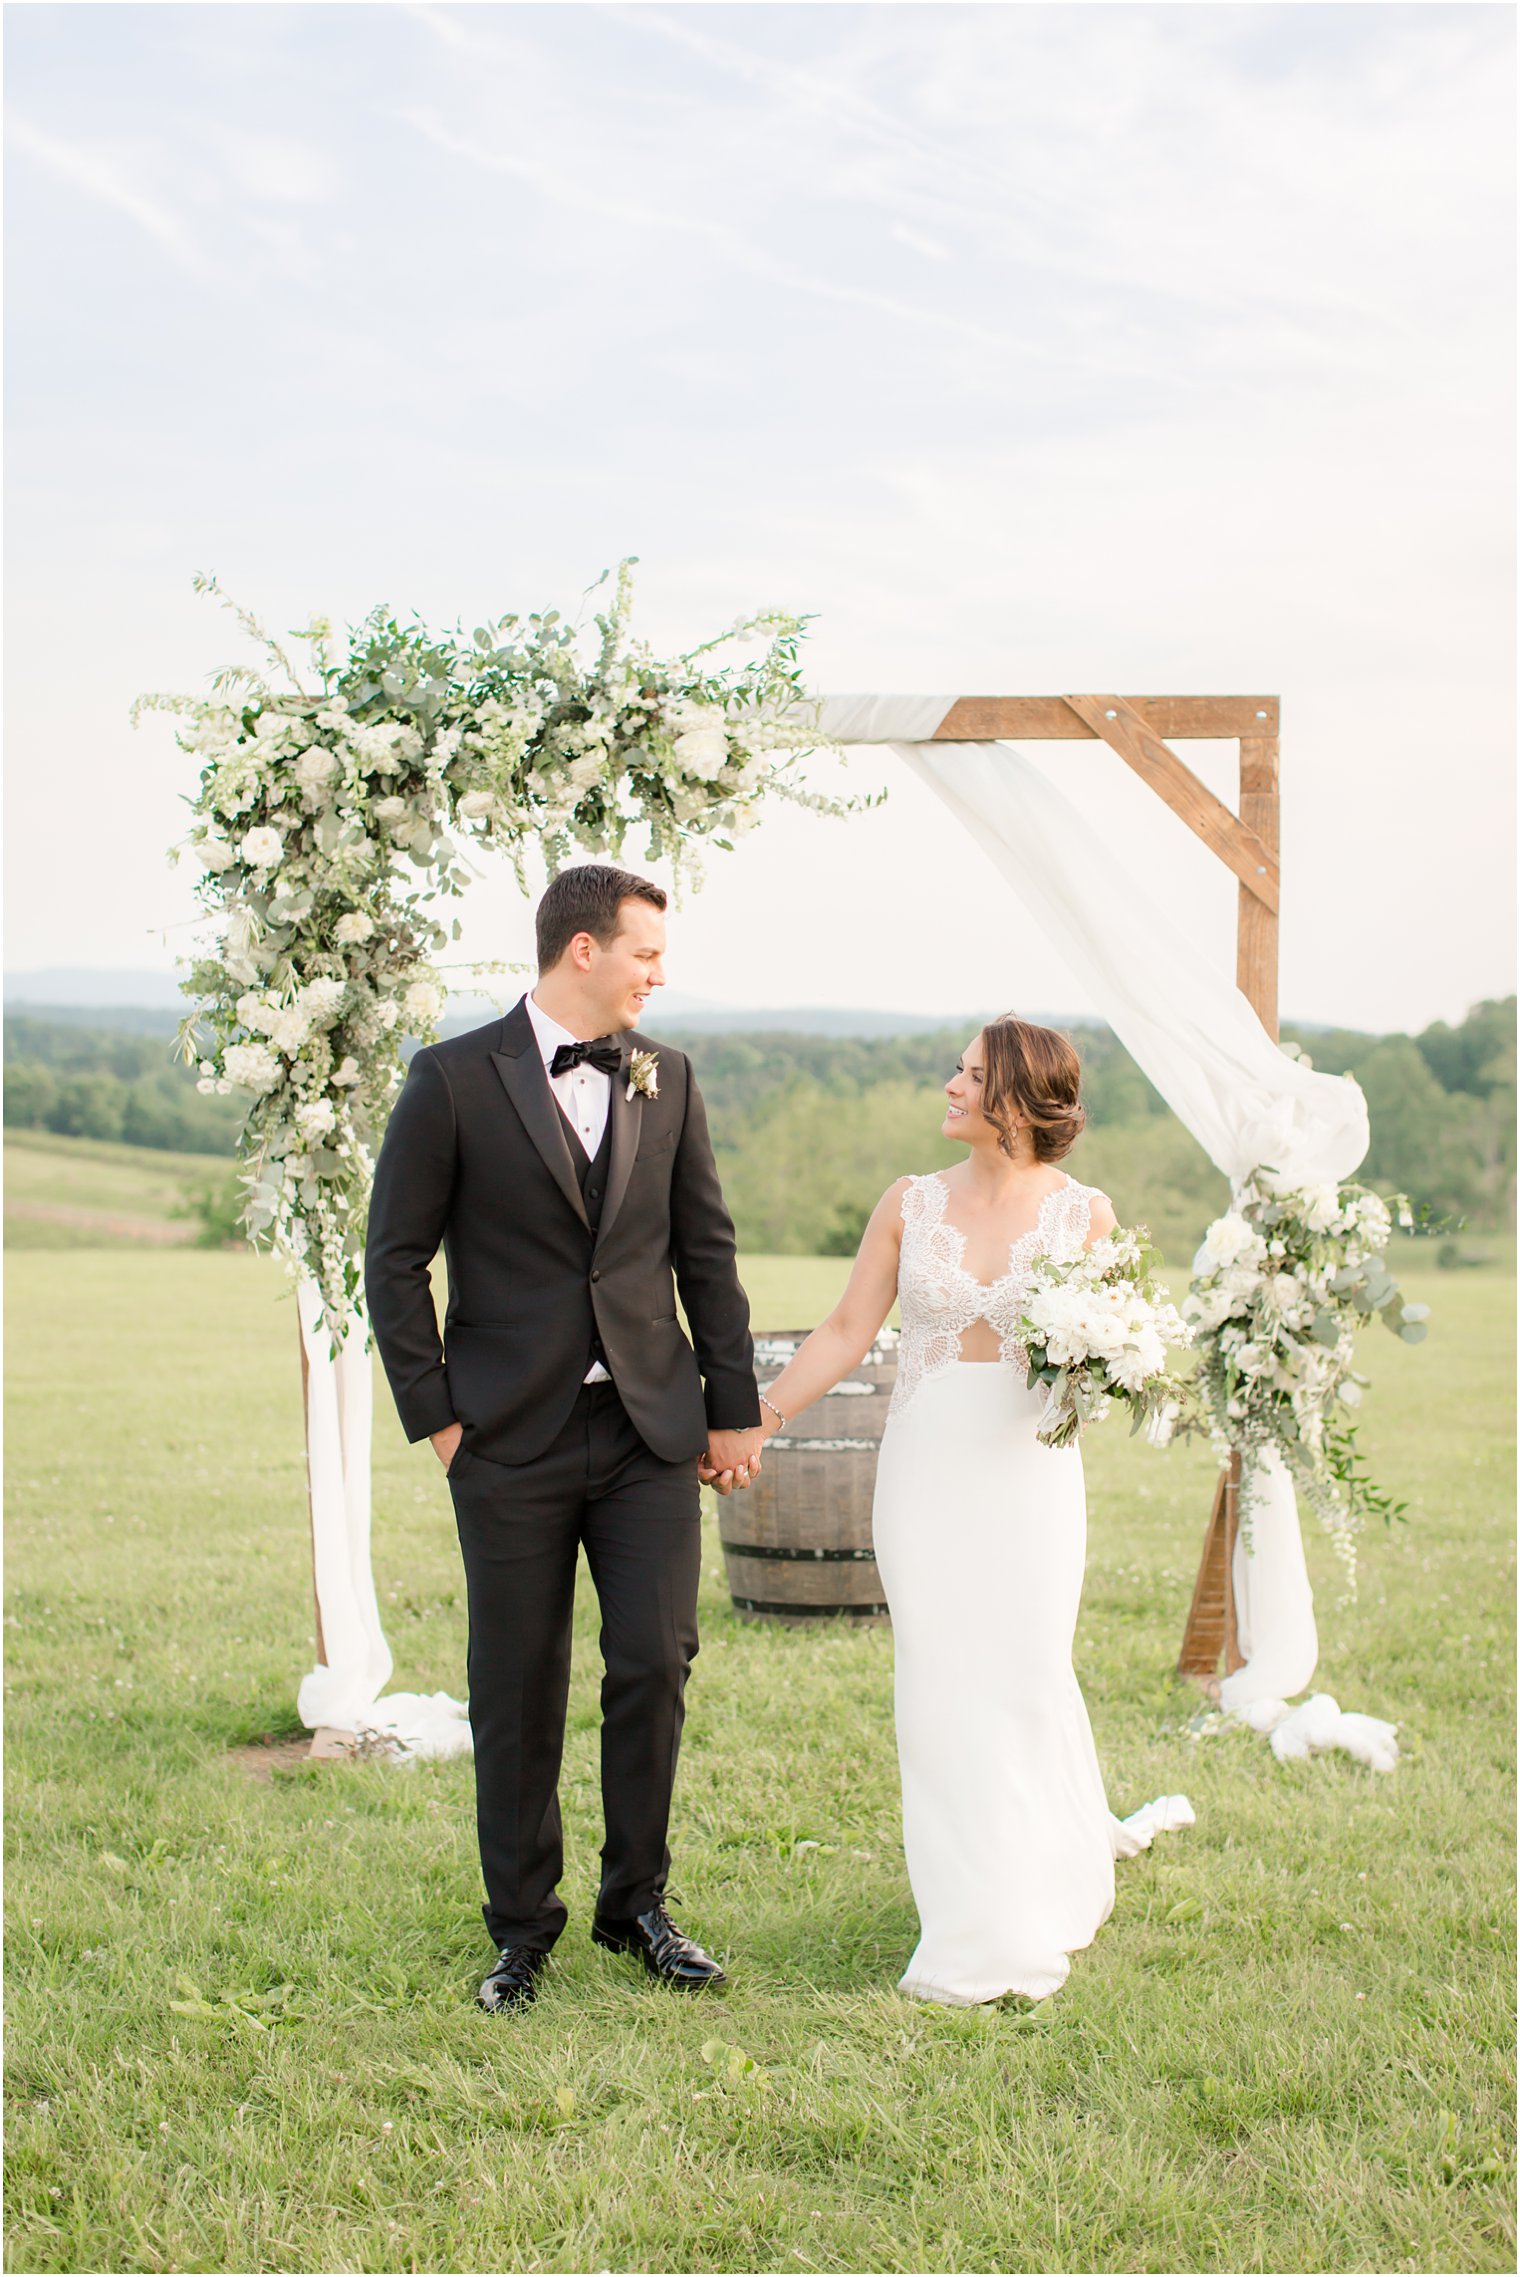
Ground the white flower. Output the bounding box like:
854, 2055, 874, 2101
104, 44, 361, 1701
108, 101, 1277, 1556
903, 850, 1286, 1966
1199, 1211, 1264, 1271
402, 980, 443, 1026
195, 837, 236, 872
293, 745, 340, 796
223, 1041, 281, 1095
238, 825, 284, 871
332, 1056, 361, 1087
270, 1006, 314, 1056
300, 977, 347, 1024
1300, 1184, 1342, 1233
566, 753, 605, 791
296, 1098, 337, 1142
457, 791, 496, 819
196, 1077, 216, 1094
372, 796, 408, 824
670, 701, 731, 779
376, 1000, 400, 1031
334, 911, 374, 945
1354, 1192, 1392, 1244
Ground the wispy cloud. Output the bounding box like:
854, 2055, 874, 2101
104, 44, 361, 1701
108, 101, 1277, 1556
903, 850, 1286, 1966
6, 113, 219, 283
401, 106, 1032, 364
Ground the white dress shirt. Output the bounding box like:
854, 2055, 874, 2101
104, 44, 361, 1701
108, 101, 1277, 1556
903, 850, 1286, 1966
525, 992, 613, 1382
525, 991, 613, 1159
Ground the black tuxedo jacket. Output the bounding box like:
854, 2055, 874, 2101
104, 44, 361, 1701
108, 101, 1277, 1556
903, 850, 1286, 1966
364, 998, 760, 1465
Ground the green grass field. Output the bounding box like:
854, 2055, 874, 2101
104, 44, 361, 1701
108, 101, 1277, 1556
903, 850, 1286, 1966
5, 1247, 1514, 2274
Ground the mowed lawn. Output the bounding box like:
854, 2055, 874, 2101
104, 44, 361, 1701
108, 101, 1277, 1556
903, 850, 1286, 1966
4, 1247, 1513, 2275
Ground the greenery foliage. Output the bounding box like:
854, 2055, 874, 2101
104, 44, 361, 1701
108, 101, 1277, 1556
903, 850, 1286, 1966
133, 568, 848, 1329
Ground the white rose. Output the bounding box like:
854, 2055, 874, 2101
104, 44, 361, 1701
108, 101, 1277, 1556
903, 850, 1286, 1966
332, 1056, 361, 1087
376, 1000, 400, 1030
372, 796, 409, 825
334, 911, 374, 945
296, 1098, 337, 1142
238, 825, 284, 871
1198, 1212, 1262, 1271
457, 791, 496, 819
293, 745, 340, 796
673, 727, 730, 779
223, 1041, 281, 1095
402, 980, 443, 1026
196, 837, 236, 872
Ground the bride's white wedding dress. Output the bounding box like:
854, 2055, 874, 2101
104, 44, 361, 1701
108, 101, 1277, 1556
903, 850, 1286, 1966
870, 1171, 1193, 2005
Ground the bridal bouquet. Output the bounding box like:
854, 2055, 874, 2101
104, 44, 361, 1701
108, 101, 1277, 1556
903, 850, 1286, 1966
1019, 1229, 1194, 1449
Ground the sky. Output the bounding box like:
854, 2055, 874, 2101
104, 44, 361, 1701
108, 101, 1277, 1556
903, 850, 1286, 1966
5, 0, 1514, 1033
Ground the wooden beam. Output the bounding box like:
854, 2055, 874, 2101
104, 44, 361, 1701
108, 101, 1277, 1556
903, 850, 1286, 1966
1062, 693, 1279, 914
933, 696, 1278, 742
1237, 734, 1281, 1038
1178, 1453, 1246, 1681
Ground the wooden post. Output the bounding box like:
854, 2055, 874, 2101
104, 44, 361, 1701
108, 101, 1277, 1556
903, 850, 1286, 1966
1236, 731, 1281, 1040
1176, 720, 1281, 1683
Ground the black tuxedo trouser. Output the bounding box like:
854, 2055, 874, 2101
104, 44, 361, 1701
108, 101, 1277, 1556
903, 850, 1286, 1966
447, 1381, 701, 1951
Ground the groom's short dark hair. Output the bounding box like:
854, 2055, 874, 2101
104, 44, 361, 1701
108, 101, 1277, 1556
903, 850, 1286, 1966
536, 864, 667, 971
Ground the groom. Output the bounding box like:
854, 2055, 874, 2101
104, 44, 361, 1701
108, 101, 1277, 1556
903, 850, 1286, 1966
365, 865, 763, 2010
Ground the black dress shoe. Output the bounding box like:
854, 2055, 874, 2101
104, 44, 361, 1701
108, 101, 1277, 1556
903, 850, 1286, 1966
477, 1944, 549, 2011
592, 1901, 727, 1990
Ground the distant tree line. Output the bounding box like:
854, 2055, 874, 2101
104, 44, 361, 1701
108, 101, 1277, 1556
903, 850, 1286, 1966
2, 1015, 244, 1154
4, 997, 1512, 1257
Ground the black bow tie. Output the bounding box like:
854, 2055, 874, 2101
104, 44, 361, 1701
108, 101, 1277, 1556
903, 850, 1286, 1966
549, 1037, 622, 1078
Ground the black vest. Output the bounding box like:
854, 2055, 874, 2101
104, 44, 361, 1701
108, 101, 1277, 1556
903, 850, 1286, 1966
556, 1103, 613, 1369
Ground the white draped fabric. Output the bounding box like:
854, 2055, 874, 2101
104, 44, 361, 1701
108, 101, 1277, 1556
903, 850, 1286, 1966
295, 1283, 471, 1758
814, 696, 1373, 1712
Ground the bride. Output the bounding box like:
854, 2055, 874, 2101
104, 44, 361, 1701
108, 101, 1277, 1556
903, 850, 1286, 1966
749, 1012, 1188, 2005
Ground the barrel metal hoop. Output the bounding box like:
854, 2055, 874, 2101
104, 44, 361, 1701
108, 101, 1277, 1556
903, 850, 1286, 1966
719, 1539, 879, 1562
759, 1437, 879, 1452
730, 1596, 891, 1619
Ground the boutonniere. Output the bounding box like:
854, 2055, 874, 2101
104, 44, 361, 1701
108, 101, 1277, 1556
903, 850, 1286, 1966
627, 1049, 659, 1103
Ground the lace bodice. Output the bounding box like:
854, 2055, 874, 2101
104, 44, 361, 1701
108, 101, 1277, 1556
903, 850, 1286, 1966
889, 1171, 1097, 1420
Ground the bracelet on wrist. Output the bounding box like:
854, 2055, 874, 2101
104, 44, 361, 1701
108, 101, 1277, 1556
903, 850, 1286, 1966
759, 1391, 788, 1429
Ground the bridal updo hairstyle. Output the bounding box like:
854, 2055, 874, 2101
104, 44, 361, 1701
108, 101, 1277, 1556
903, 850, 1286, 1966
979, 1014, 1087, 1163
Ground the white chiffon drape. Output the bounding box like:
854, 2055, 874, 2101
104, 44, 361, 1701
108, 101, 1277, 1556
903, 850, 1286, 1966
815, 697, 1372, 1709
296, 1285, 471, 1758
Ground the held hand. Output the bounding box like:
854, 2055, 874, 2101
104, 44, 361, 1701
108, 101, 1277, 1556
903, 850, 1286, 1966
431, 1421, 463, 1473
699, 1427, 763, 1495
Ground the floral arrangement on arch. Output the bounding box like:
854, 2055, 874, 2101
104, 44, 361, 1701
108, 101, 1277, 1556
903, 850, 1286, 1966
136, 564, 853, 1335
1185, 1172, 1428, 1586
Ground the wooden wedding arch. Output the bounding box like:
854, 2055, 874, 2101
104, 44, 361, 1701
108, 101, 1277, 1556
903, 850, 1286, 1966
920, 692, 1282, 1682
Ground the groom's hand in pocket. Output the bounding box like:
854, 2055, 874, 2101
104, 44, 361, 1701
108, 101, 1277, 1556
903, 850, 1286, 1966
431, 1421, 464, 1473
699, 1428, 762, 1496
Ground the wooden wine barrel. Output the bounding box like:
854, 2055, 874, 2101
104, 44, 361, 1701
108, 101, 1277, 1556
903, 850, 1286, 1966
718, 1330, 898, 1627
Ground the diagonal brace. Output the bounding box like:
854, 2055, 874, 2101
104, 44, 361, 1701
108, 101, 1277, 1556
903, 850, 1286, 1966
1063, 693, 1279, 912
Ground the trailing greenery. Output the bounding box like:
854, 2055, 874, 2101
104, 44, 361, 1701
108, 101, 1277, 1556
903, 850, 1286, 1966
4, 1249, 1513, 2273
